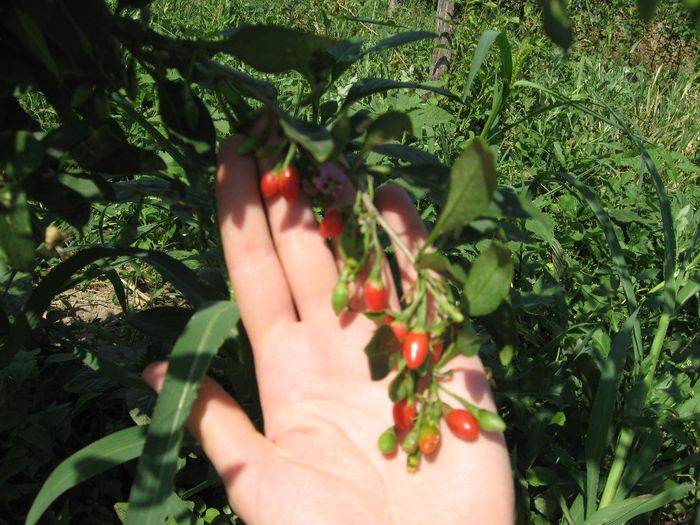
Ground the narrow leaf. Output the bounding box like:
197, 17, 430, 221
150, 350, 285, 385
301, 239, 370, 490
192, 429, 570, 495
583, 483, 694, 525
614, 428, 663, 501
125, 301, 239, 525
462, 30, 513, 102
364, 31, 434, 56
0, 188, 35, 271
126, 307, 194, 344
1, 247, 223, 369
158, 80, 216, 157
584, 310, 639, 518
26, 426, 147, 525
555, 172, 642, 364
343, 78, 459, 108
540, 0, 573, 50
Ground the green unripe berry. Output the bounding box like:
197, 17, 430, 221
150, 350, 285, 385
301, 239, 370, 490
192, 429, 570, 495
475, 408, 506, 432
332, 280, 350, 315
402, 427, 419, 454
377, 428, 397, 454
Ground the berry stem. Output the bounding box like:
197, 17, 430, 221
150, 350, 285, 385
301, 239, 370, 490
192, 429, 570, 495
361, 193, 416, 265
282, 141, 298, 167
439, 385, 478, 414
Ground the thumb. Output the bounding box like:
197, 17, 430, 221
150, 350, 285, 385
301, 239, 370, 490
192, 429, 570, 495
142, 361, 271, 520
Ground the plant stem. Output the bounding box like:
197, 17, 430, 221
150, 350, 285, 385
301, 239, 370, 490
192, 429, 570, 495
361, 193, 415, 265
599, 426, 635, 508
439, 384, 477, 413
600, 312, 670, 508
112, 93, 188, 169
644, 312, 671, 387
180, 479, 211, 499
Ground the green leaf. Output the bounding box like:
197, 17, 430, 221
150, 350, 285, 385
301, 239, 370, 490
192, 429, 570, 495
26, 426, 148, 525
364, 324, 400, 381
58, 173, 114, 201
279, 114, 334, 162
427, 138, 497, 244
0, 131, 44, 176
614, 428, 663, 501
1, 247, 224, 370
26, 177, 92, 229
126, 307, 194, 344
125, 301, 239, 525
373, 144, 442, 166
364, 31, 434, 55
554, 171, 642, 367
158, 80, 216, 157
364, 111, 413, 150
462, 30, 513, 102
343, 78, 459, 108
454, 328, 480, 357
338, 213, 365, 266
583, 483, 694, 525
215, 25, 336, 74
584, 310, 639, 518
166, 492, 197, 525
388, 370, 414, 402
208, 62, 278, 103
13, 7, 59, 76
460, 30, 512, 139
478, 302, 518, 364
0, 188, 35, 272
463, 241, 514, 317
416, 252, 451, 273
72, 121, 166, 175
539, 0, 573, 50
636, 0, 660, 20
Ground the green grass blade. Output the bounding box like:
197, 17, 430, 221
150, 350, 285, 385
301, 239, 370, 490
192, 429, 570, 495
363, 30, 435, 56
343, 78, 460, 108
166, 492, 197, 525
512, 81, 677, 316
554, 172, 643, 365
584, 310, 639, 518
104, 268, 128, 313
1, 247, 223, 369
613, 428, 663, 501
125, 301, 239, 525
25, 426, 147, 525
637, 453, 700, 487
604, 106, 677, 314
583, 483, 694, 525
461, 30, 512, 103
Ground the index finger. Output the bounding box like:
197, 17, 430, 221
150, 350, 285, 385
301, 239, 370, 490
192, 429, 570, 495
216, 136, 297, 347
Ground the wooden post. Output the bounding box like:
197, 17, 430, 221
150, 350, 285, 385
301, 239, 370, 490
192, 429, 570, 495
429, 0, 455, 80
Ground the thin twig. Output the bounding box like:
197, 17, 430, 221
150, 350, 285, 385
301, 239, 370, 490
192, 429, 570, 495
361, 193, 416, 265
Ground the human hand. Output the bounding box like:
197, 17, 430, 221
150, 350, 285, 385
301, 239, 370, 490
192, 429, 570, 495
143, 135, 514, 525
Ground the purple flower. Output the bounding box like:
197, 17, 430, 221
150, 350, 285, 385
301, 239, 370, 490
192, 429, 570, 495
313, 162, 349, 197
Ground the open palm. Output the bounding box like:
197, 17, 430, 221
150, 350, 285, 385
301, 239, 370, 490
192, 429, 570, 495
144, 136, 514, 524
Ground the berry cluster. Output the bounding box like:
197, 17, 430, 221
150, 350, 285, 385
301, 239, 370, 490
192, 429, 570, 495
260, 166, 300, 202
258, 149, 505, 472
